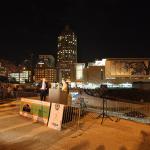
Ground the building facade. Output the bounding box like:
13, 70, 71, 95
71, 63, 85, 82
34, 61, 56, 83
68, 58, 150, 89
57, 26, 77, 81
85, 66, 105, 83
9, 70, 31, 83
84, 58, 150, 83
70, 62, 105, 83
0, 59, 17, 77
105, 58, 150, 81
38, 55, 55, 67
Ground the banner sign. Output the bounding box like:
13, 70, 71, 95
20, 98, 51, 124
48, 103, 64, 131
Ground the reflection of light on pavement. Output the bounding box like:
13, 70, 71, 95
0, 122, 33, 133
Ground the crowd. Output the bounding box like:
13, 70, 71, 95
0, 84, 23, 99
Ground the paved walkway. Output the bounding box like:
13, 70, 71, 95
0, 99, 150, 150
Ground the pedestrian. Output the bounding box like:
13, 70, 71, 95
39, 78, 49, 101
7, 86, 12, 98
13, 87, 17, 98
0, 86, 3, 99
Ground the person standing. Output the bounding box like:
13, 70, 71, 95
39, 78, 49, 101
0, 86, 3, 99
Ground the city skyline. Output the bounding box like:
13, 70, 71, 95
1, 1, 150, 63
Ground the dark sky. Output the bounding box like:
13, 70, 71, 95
0, 0, 150, 64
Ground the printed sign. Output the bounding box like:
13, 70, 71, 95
48, 103, 64, 131
20, 98, 51, 124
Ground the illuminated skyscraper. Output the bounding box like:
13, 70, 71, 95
57, 25, 77, 81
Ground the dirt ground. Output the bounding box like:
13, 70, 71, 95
0, 100, 150, 150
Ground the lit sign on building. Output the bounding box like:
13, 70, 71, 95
9, 71, 31, 83
95, 59, 106, 66
76, 64, 85, 80
88, 59, 106, 67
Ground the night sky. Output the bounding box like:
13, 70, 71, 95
0, 0, 150, 64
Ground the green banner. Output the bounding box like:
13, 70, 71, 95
20, 98, 51, 124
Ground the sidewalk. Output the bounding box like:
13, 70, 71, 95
0, 100, 150, 150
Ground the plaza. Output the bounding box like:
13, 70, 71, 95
0, 99, 150, 150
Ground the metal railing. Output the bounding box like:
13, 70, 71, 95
105, 99, 150, 123
82, 97, 150, 124
62, 105, 81, 129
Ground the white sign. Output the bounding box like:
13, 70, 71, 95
48, 103, 64, 131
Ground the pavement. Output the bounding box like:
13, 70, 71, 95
0, 99, 150, 150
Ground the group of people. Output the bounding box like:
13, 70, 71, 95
38, 78, 69, 101
0, 84, 18, 99
0, 78, 70, 101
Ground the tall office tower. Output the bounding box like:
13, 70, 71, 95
57, 25, 77, 81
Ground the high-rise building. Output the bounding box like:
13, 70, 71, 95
34, 62, 56, 83
34, 55, 56, 83
57, 25, 77, 81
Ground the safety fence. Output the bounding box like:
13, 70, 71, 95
20, 98, 82, 130
62, 105, 80, 129
105, 99, 150, 124
79, 97, 150, 124
18, 92, 150, 129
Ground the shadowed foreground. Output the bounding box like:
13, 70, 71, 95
0, 100, 150, 150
